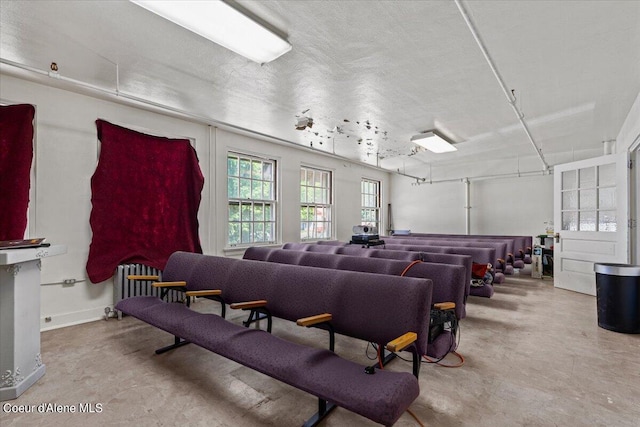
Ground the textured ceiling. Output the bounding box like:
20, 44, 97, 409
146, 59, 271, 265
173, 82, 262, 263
1, 0, 639, 176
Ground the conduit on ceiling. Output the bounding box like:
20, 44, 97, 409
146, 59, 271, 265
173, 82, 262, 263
454, 0, 550, 171
397, 168, 551, 185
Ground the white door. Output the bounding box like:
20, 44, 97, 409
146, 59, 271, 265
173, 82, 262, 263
553, 153, 629, 295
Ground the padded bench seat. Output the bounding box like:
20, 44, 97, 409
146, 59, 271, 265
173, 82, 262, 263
116, 253, 433, 426
117, 297, 418, 426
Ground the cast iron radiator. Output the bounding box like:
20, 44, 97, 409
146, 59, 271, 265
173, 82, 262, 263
105, 263, 182, 320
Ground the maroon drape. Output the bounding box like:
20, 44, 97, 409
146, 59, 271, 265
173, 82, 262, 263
0, 104, 35, 241
86, 120, 204, 283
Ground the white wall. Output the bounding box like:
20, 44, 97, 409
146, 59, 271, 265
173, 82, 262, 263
390, 177, 466, 233
616, 91, 640, 154
390, 91, 640, 246
390, 171, 553, 239
470, 175, 553, 236
616, 90, 640, 264
1, 74, 389, 330
214, 128, 390, 257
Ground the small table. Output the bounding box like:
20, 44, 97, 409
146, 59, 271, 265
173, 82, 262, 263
349, 240, 385, 248
0, 244, 66, 401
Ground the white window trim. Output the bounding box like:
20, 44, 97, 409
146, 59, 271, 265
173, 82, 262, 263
226, 151, 278, 247
361, 177, 382, 232
300, 165, 334, 241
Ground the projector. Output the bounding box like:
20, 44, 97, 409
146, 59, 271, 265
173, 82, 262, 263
351, 225, 381, 245
352, 225, 377, 235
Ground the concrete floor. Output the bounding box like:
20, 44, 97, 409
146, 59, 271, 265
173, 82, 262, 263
2, 274, 639, 426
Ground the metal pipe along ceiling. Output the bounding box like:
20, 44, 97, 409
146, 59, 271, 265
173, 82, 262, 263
464, 178, 471, 235
0, 58, 391, 173
454, 0, 550, 171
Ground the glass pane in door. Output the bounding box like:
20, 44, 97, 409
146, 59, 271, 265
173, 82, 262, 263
562, 190, 578, 210
562, 170, 577, 190
598, 210, 617, 232
579, 211, 596, 231
579, 167, 596, 188
562, 211, 578, 231
598, 163, 616, 186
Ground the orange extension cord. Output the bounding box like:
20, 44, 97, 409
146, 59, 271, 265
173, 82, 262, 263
402, 351, 465, 426
400, 258, 466, 369
377, 347, 426, 426
422, 350, 465, 368
397, 259, 464, 424
406, 408, 426, 427
400, 260, 423, 276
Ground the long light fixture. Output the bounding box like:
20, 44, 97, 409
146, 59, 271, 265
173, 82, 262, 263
411, 131, 457, 153
130, 0, 292, 64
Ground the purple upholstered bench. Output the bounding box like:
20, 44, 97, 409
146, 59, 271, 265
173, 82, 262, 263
380, 244, 497, 298
283, 242, 497, 298
339, 247, 473, 302
116, 252, 433, 426
384, 237, 510, 273
395, 233, 533, 267
282, 242, 479, 300
244, 247, 465, 359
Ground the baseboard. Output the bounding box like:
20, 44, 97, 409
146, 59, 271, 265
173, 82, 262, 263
40, 306, 110, 331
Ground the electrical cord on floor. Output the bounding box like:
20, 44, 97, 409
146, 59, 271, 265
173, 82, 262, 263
406, 408, 425, 427
366, 319, 465, 384
380, 317, 465, 367
365, 342, 379, 361
423, 350, 465, 367
365, 345, 428, 426
422, 320, 465, 367
365, 343, 387, 369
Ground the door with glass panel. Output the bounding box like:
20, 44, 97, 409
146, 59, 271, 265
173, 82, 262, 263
553, 153, 629, 295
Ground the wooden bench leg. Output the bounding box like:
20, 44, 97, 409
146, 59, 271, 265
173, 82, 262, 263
302, 398, 337, 427
155, 335, 190, 354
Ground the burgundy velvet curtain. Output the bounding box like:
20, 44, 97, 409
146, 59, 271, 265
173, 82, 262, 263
86, 120, 204, 283
0, 104, 35, 241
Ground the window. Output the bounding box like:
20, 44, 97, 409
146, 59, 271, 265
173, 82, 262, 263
227, 153, 276, 245
560, 163, 616, 232
300, 166, 332, 240
361, 179, 381, 231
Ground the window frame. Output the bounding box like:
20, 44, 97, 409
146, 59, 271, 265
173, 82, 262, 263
300, 165, 333, 241
361, 178, 381, 232
560, 164, 617, 232
227, 151, 277, 247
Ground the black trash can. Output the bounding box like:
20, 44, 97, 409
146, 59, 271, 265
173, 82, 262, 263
594, 263, 640, 333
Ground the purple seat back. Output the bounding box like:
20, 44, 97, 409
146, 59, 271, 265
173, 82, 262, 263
338, 246, 421, 260
384, 239, 504, 265
244, 247, 466, 319
166, 252, 433, 355
279, 243, 471, 298
383, 243, 496, 266
282, 242, 341, 253
405, 233, 532, 259
387, 236, 514, 260
314, 240, 348, 246
418, 252, 472, 300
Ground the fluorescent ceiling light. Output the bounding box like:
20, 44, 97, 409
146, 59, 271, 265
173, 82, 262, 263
411, 131, 457, 153
130, 0, 292, 64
